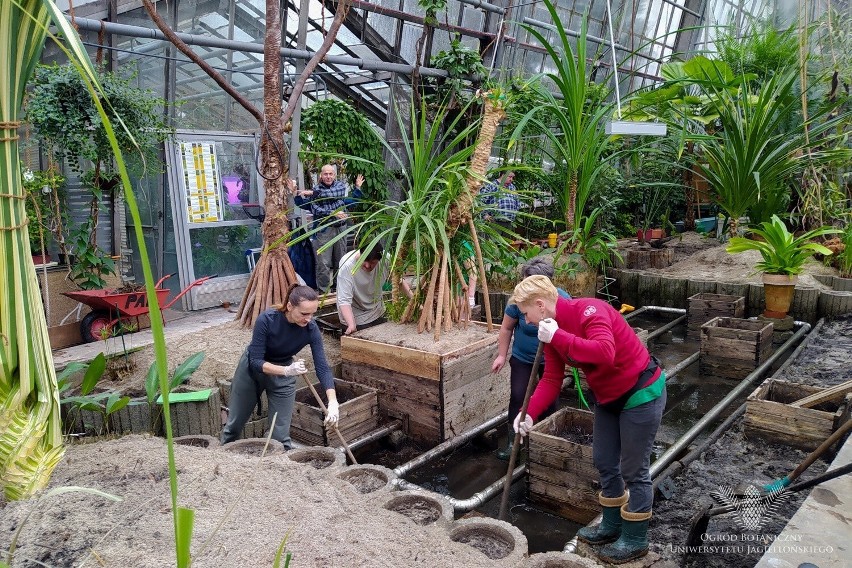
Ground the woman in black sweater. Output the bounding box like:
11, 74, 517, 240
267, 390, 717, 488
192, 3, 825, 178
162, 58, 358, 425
221, 286, 338, 448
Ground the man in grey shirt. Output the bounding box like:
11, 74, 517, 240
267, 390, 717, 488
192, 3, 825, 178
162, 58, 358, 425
337, 240, 411, 335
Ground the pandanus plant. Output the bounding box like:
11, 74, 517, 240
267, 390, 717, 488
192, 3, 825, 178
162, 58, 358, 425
0, 0, 64, 501
355, 97, 501, 339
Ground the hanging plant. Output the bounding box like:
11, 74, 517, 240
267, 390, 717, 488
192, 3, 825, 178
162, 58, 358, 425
25, 62, 172, 288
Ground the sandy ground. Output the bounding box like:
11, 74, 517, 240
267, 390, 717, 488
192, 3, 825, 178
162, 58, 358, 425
1, 233, 849, 567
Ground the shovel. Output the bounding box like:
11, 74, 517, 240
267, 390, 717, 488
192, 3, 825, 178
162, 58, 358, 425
686, 461, 852, 547
498, 343, 544, 521
755, 419, 852, 494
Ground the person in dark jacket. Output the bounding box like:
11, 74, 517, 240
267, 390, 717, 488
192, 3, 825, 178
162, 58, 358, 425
294, 164, 363, 291
221, 285, 339, 448
510, 275, 666, 564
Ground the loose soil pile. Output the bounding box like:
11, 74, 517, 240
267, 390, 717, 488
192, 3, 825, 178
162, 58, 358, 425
617, 232, 839, 289
0, 437, 509, 567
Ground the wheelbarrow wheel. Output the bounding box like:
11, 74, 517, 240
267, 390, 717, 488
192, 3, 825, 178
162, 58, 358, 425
81, 310, 112, 343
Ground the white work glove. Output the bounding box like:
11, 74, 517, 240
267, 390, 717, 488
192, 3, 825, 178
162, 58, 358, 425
282, 359, 307, 376
325, 400, 340, 425
468, 296, 476, 307
513, 412, 534, 438
537, 318, 558, 343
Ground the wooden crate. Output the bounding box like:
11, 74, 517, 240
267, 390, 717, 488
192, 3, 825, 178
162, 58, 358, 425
527, 408, 599, 523
687, 292, 745, 339
341, 322, 508, 445
744, 379, 850, 451
291, 379, 378, 447
700, 317, 773, 379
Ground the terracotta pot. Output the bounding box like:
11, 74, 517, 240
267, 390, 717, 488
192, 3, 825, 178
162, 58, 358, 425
31, 253, 51, 265
762, 273, 798, 318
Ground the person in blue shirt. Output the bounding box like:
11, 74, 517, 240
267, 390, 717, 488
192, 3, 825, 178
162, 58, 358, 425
295, 164, 363, 291
221, 285, 339, 448
480, 171, 519, 232
490, 257, 570, 459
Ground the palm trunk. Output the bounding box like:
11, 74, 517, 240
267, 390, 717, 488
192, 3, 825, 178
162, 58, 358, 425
448, 95, 506, 234
0, 0, 65, 500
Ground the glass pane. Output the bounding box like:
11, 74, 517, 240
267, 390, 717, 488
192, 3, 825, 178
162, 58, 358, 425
188, 225, 262, 277
215, 139, 261, 221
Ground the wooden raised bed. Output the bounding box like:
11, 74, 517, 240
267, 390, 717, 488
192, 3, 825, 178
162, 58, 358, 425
687, 292, 745, 339
291, 379, 378, 447
341, 322, 508, 445
700, 317, 773, 380
527, 408, 599, 523
744, 379, 851, 451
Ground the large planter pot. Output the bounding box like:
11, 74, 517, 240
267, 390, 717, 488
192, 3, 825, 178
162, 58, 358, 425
762, 273, 798, 318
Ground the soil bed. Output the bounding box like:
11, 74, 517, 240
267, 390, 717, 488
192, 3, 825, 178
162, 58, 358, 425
387, 499, 441, 525
651, 314, 852, 568
344, 471, 387, 494
453, 532, 513, 560
352, 321, 494, 352
557, 426, 593, 446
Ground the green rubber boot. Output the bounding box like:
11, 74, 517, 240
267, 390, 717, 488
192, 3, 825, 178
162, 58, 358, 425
596, 506, 651, 564
576, 492, 628, 545
496, 426, 515, 461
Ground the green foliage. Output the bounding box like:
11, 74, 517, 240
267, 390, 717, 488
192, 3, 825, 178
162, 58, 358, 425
558, 208, 621, 272
837, 225, 852, 277
716, 20, 799, 82
21, 168, 65, 254
300, 99, 387, 202
418, 0, 447, 21
56, 353, 131, 435
346, 99, 481, 302
145, 352, 206, 404
510, 4, 615, 231
726, 215, 838, 275
67, 217, 116, 289
480, 242, 545, 292
26, 62, 170, 178
426, 40, 487, 107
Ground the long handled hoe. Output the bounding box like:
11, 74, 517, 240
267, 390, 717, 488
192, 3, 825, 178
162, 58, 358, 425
301, 374, 358, 465
499, 343, 544, 521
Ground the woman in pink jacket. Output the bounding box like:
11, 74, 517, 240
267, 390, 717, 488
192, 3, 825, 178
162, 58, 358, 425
510, 275, 666, 564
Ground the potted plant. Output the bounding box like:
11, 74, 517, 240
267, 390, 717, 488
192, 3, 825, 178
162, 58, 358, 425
726, 215, 837, 318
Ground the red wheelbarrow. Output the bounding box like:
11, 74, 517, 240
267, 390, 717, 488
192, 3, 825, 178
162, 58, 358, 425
63, 273, 216, 343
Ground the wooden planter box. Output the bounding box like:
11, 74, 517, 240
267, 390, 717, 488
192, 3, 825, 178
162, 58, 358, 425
687, 292, 745, 339
700, 317, 773, 380
744, 380, 851, 451
527, 408, 599, 523
291, 379, 378, 447
341, 322, 508, 445
62, 389, 220, 438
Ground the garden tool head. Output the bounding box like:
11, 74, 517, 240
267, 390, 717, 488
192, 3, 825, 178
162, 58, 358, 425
619, 304, 635, 314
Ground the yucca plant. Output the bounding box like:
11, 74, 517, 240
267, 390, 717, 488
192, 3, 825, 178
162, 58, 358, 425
726, 215, 837, 275
0, 0, 65, 501
509, 0, 615, 233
